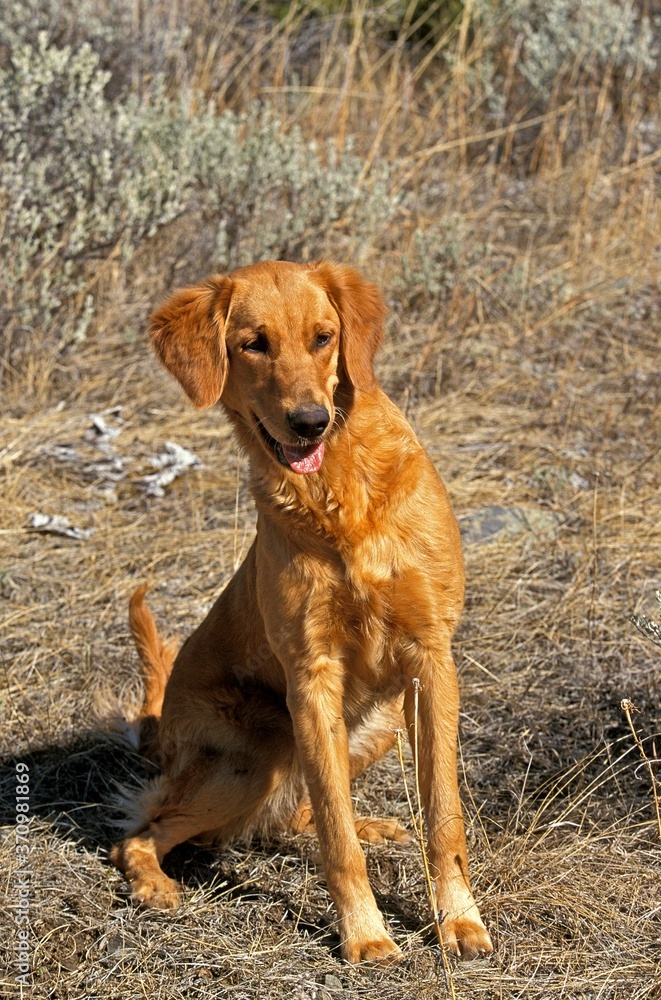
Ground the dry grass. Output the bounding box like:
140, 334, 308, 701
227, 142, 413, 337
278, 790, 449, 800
1, 2, 660, 997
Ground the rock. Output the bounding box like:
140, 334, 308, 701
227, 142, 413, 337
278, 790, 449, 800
568, 471, 589, 490
458, 505, 563, 546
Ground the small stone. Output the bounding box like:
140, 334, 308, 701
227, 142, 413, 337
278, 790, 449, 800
458, 505, 562, 546
105, 933, 124, 955
568, 471, 589, 490
58, 954, 79, 971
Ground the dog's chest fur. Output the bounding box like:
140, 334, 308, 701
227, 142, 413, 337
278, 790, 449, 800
323, 535, 438, 689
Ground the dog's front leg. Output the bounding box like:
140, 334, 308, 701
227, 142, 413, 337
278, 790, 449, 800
403, 639, 493, 959
286, 656, 402, 964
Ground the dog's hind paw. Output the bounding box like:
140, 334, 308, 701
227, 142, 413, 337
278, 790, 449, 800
129, 872, 181, 910
354, 817, 411, 844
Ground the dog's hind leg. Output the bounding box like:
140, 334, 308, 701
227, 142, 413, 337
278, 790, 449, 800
111, 726, 296, 909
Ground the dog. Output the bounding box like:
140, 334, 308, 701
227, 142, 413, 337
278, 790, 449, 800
110, 260, 493, 963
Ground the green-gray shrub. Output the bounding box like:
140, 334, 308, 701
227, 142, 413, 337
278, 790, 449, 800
0, 36, 196, 343
471, 0, 657, 103
509, 0, 657, 96
193, 107, 398, 269
395, 217, 492, 308
0, 0, 192, 91
0, 34, 399, 359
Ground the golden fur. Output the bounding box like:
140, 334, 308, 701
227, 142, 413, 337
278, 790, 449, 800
110, 260, 492, 963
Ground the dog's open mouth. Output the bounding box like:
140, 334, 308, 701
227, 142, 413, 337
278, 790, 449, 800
255, 419, 325, 475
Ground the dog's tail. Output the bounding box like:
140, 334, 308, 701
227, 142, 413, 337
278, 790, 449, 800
129, 583, 178, 720
116, 583, 179, 757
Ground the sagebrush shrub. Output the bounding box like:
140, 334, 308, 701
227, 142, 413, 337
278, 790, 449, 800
0, 34, 399, 362
472, 0, 657, 103
0, 36, 195, 345
510, 0, 656, 95
0, 0, 191, 91
395, 217, 492, 310
194, 106, 398, 269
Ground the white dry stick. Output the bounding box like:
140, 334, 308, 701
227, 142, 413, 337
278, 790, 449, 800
27, 513, 93, 541
141, 441, 202, 498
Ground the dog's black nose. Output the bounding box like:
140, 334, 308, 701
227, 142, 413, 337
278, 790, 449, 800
288, 406, 330, 439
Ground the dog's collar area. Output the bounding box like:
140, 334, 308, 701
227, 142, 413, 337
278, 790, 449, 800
254, 416, 325, 474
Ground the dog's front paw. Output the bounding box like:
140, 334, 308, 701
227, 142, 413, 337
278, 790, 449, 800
436, 872, 492, 959
342, 933, 403, 964
339, 905, 403, 964
441, 912, 492, 960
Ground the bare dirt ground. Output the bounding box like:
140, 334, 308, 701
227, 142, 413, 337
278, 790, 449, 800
1, 3, 660, 997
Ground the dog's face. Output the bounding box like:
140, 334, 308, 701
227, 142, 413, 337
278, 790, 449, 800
149, 261, 385, 475
221, 264, 342, 474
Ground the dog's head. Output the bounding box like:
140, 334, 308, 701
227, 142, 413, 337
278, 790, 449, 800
149, 261, 385, 474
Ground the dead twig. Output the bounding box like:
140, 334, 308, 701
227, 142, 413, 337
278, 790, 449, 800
621, 699, 661, 841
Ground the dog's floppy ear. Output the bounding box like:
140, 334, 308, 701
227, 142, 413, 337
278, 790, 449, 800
312, 262, 385, 391
149, 276, 233, 408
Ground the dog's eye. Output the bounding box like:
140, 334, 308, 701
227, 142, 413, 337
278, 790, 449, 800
315, 333, 332, 349
243, 333, 269, 354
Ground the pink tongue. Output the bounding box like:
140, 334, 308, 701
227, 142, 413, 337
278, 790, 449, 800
282, 441, 325, 474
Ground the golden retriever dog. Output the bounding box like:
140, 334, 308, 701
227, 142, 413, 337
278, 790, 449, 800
110, 260, 493, 963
